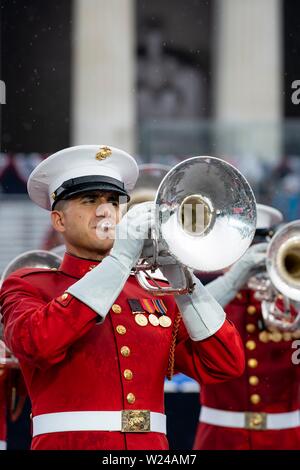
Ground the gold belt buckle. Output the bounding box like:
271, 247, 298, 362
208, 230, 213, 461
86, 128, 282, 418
121, 410, 151, 433
245, 412, 267, 430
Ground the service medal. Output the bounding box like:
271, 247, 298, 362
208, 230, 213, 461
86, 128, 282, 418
159, 315, 172, 328
258, 331, 269, 343
149, 314, 159, 326
269, 331, 282, 342
282, 332, 292, 341
135, 313, 148, 327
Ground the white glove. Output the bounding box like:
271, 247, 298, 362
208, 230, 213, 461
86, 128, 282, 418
206, 242, 268, 307
67, 202, 154, 320
110, 201, 155, 269
161, 264, 225, 341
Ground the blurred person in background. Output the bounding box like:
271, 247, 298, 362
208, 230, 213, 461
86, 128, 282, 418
271, 173, 300, 222
0, 337, 27, 450
266, 155, 300, 222
193, 205, 300, 450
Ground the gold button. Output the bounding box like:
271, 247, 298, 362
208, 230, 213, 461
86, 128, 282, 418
247, 306, 256, 315
246, 340, 256, 351
236, 293, 243, 300
120, 346, 130, 357
126, 393, 136, 404
112, 304, 122, 314
61, 293, 68, 300
246, 323, 256, 333
249, 375, 259, 386
250, 393, 261, 405
116, 325, 126, 335
248, 358, 258, 368
124, 369, 133, 380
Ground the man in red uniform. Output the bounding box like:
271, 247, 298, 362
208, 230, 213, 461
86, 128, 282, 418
193, 205, 300, 450
0, 145, 244, 450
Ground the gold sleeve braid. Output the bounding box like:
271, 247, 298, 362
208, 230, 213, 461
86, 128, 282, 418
166, 313, 182, 380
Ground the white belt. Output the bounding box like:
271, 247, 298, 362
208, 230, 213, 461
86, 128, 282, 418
200, 406, 300, 430
0, 440, 7, 450
32, 410, 166, 437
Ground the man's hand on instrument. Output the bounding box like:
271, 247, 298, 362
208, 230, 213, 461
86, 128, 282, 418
206, 242, 268, 307
110, 201, 155, 270
159, 265, 225, 341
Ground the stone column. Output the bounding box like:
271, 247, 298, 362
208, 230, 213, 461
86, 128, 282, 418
72, 0, 136, 153
213, 0, 282, 164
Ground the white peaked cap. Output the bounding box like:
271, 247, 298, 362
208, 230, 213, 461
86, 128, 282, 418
256, 204, 283, 229
27, 145, 139, 210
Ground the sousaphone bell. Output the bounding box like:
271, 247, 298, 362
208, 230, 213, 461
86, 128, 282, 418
0, 249, 62, 368
261, 220, 300, 331
135, 156, 257, 295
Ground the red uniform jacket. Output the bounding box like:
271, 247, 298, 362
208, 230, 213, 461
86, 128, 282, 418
193, 290, 300, 450
0, 253, 244, 450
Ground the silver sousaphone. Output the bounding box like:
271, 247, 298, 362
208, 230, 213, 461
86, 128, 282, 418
0, 249, 62, 285
134, 156, 257, 295
261, 220, 300, 331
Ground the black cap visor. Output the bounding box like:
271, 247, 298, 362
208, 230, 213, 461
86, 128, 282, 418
253, 227, 277, 243
52, 176, 130, 209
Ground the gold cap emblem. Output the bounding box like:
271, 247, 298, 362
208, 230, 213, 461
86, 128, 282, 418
96, 146, 112, 161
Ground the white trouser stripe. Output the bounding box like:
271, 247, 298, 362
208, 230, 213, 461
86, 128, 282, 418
32, 411, 166, 437
200, 406, 300, 430
0, 440, 7, 450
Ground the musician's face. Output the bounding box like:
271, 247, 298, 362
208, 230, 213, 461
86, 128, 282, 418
51, 190, 123, 260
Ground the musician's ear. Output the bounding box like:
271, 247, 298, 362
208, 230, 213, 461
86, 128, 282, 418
51, 208, 66, 233
51, 199, 69, 233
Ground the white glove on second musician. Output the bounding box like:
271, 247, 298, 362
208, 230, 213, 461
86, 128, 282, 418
67, 202, 154, 321
161, 264, 226, 341
205, 243, 268, 307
